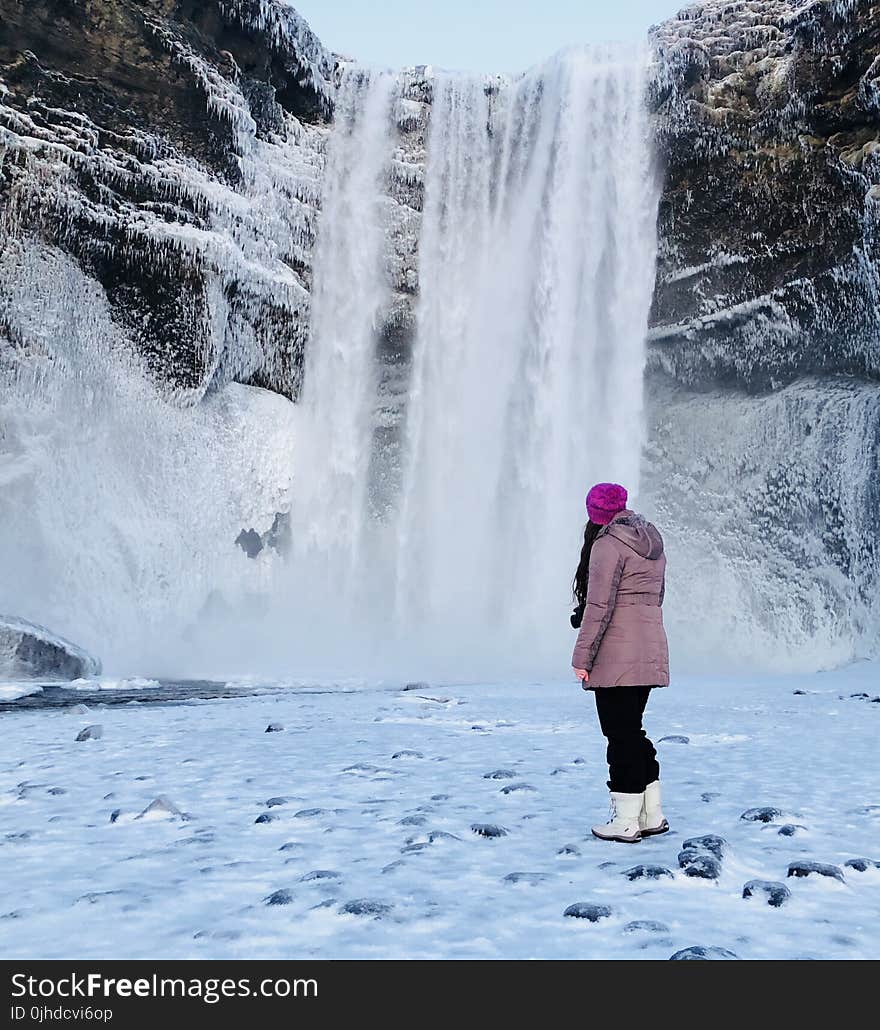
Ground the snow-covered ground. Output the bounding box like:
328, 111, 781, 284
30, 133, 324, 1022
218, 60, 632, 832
1, 666, 878, 959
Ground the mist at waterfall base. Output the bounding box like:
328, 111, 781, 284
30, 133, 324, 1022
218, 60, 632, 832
1, 45, 876, 683
272, 49, 658, 681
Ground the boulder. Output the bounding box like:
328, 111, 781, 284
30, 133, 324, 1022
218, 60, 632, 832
339, 899, 392, 917
136, 796, 186, 821
1, 615, 101, 680
471, 823, 508, 839
787, 861, 845, 883
623, 864, 674, 881
742, 880, 791, 908
741, 807, 782, 823
681, 834, 727, 860
678, 852, 722, 880
75, 724, 103, 742
669, 946, 739, 961
264, 889, 295, 906
844, 857, 880, 872
563, 903, 612, 922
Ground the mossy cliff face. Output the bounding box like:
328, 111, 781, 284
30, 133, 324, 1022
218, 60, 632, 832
648, 0, 880, 390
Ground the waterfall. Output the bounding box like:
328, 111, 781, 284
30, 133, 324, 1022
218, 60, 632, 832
289, 68, 396, 606
398, 49, 657, 673
289, 46, 659, 678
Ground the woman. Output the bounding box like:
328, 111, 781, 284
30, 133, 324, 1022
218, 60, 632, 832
571, 482, 670, 844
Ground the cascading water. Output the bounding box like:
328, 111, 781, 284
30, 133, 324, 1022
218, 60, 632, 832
394, 49, 658, 673
288, 68, 396, 612
1, 14, 876, 681
286, 46, 659, 678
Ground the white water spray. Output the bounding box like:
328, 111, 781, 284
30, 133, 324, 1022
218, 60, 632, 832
289, 46, 659, 677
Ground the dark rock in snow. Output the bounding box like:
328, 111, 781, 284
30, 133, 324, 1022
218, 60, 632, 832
47, 787, 66, 796
788, 861, 845, 883
382, 861, 404, 875
299, 870, 341, 882
255, 813, 279, 824
777, 824, 806, 837
743, 880, 791, 907
265, 723, 284, 733
700, 792, 721, 803
658, 735, 689, 744
483, 769, 516, 780
398, 815, 427, 827
741, 807, 782, 823
471, 823, 508, 839
136, 796, 185, 821
844, 857, 880, 872
430, 794, 451, 801
339, 899, 392, 917
503, 872, 551, 885
500, 782, 537, 794
391, 750, 423, 759
294, 808, 326, 819
678, 852, 722, 880
278, 841, 301, 852
623, 864, 674, 881
624, 920, 670, 935
564, 903, 612, 922
75, 724, 103, 742
403, 682, 430, 691
681, 834, 727, 860
0, 615, 101, 680
109, 808, 121, 824
427, 831, 461, 843
669, 946, 739, 961
793, 690, 807, 695
264, 889, 295, 906
557, 844, 581, 856
265, 797, 290, 808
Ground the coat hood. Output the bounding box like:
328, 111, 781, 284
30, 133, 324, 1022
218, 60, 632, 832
603, 512, 664, 560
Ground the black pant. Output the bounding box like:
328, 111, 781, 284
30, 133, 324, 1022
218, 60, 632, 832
594, 685, 660, 794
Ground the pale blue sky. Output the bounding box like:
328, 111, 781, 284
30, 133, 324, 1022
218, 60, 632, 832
293, 0, 685, 74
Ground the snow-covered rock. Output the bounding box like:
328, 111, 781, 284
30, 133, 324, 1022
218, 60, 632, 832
0, 615, 101, 680
649, 0, 880, 388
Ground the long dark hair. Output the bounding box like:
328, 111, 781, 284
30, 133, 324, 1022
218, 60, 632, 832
570, 520, 601, 627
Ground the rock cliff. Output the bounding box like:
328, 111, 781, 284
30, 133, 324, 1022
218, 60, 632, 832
648, 0, 880, 389
0, 0, 335, 398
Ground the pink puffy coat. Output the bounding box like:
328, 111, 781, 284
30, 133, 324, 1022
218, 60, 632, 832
571, 510, 670, 688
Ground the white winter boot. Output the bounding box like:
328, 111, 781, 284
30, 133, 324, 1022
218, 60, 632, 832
639, 779, 669, 836
591, 791, 643, 843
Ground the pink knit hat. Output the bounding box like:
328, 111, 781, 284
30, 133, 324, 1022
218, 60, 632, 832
586, 482, 628, 525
